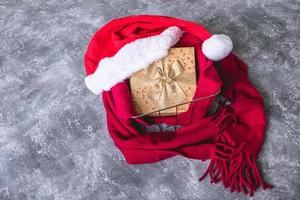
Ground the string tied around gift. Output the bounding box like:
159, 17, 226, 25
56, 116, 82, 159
131, 89, 221, 119
131, 87, 221, 133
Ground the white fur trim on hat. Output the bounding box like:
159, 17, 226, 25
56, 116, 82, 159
202, 34, 233, 61
85, 26, 183, 94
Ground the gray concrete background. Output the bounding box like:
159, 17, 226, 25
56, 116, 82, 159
0, 0, 299, 199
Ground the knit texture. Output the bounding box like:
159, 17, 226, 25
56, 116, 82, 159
84, 15, 272, 196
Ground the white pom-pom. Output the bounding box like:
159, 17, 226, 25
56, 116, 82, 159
202, 34, 233, 61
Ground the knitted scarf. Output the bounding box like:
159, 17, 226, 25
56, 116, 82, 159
84, 15, 272, 196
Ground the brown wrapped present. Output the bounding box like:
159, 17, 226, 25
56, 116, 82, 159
129, 47, 197, 116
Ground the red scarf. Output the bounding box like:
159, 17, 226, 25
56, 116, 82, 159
84, 15, 272, 196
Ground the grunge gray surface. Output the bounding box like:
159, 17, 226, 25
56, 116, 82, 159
0, 0, 299, 199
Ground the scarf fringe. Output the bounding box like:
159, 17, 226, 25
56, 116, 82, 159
199, 141, 272, 196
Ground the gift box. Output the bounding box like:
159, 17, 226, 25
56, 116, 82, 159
129, 47, 197, 116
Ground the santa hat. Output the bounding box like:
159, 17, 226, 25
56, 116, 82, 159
85, 26, 232, 94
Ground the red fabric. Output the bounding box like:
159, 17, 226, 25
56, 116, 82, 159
84, 15, 272, 196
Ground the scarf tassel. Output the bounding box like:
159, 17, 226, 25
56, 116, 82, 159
199, 141, 272, 196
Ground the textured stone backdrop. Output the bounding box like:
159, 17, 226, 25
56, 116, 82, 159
0, 0, 299, 199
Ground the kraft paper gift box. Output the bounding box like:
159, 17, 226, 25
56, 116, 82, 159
129, 47, 197, 116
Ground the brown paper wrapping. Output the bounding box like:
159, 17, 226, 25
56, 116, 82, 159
129, 47, 196, 116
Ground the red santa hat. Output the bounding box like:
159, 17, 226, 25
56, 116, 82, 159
84, 25, 232, 94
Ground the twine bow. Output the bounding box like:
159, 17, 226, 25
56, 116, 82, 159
145, 58, 187, 109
